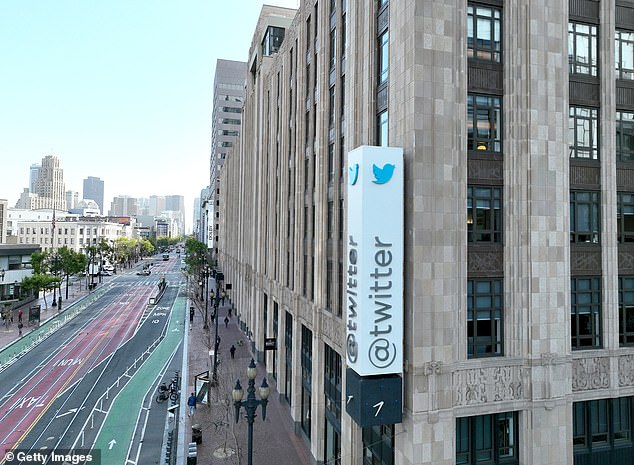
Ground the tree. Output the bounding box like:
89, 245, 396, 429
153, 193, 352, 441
57, 247, 87, 299
21, 274, 60, 310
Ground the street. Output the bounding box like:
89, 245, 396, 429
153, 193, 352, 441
0, 257, 185, 464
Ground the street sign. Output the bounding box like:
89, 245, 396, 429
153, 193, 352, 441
264, 337, 277, 350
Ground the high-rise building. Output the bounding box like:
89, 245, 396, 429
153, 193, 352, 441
0, 199, 7, 243
108, 196, 138, 217
148, 195, 166, 216
29, 164, 40, 193
209, 59, 248, 255
65, 190, 79, 211
216, 2, 634, 465
82, 176, 105, 214
30, 154, 66, 211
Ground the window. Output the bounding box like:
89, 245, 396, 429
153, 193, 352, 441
377, 110, 388, 147
456, 412, 518, 465
574, 398, 633, 453
571, 276, 602, 349
620, 276, 634, 346
328, 201, 334, 239
326, 260, 334, 311
363, 424, 393, 465
262, 26, 285, 56
570, 191, 600, 243
467, 279, 503, 358
221, 118, 241, 125
569, 22, 598, 76
301, 325, 312, 438
617, 111, 634, 161
467, 94, 502, 153
467, 4, 502, 62
329, 26, 336, 70
569, 106, 599, 159
467, 186, 502, 242
377, 30, 389, 85
616, 30, 634, 80
618, 192, 634, 243
285, 312, 293, 403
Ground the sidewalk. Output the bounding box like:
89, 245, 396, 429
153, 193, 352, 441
0, 276, 96, 352
184, 293, 312, 465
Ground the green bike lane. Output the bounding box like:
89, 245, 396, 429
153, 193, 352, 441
92, 296, 186, 464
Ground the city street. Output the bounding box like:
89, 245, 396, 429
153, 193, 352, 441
0, 257, 184, 464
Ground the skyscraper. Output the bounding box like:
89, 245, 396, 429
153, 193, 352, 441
31, 154, 66, 211
208, 59, 247, 254
82, 176, 105, 215
29, 164, 40, 193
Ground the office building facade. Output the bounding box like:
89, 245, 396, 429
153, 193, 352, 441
218, 1, 634, 464
83, 176, 105, 214
29, 154, 66, 211
208, 59, 250, 255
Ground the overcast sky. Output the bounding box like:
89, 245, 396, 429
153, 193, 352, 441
0, 0, 299, 232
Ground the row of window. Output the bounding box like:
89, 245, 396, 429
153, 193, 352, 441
468, 2, 634, 82
469, 274, 634, 357
467, 94, 634, 162
19, 227, 108, 236
456, 397, 634, 465
467, 188, 634, 245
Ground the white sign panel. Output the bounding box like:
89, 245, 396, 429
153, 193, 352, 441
346, 145, 403, 376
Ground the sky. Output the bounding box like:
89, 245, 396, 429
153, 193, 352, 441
0, 0, 299, 232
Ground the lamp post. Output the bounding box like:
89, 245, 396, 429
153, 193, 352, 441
202, 266, 210, 330
212, 298, 219, 383
232, 358, 270, 465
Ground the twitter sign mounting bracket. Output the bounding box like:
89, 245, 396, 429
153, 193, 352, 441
346, 145, 403, 377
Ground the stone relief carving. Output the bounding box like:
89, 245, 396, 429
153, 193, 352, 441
572, 357, 609, 391
453, 365, 524, 407
423, 361, 442, 376
619, 354, 634, 387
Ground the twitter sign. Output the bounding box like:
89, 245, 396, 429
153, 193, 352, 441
346, 145, 403, 377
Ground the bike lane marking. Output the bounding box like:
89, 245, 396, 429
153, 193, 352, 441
92, 297, 185, 464
0, 285, 155, 455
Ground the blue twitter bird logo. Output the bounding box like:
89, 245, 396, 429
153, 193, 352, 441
372, 163, 395, 185
349, 164, 359, 185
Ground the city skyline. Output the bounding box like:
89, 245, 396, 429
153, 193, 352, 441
0, 0, 299, 232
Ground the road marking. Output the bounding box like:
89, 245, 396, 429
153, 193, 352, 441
55, 407, 84, 419
108, 439, 117, 449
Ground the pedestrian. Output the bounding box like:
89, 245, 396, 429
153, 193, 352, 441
189, 307, 194, 324
17, 309, 22, 323
224, 316, 229, 328
228, 307, 232, 318
230, 344, 236, 359
187, 393, 196, 416
221, 291, 226, 306
18, 322, 23, 337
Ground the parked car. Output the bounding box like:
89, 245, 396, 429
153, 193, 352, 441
100, 270, 113, 276
136, 269, 151, 276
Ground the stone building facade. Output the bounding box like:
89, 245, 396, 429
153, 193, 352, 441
217, 1, 634, 464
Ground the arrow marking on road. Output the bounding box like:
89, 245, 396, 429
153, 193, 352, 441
56, 407, 80, 419
108, 439, 117, 450
347, 395, 353, 404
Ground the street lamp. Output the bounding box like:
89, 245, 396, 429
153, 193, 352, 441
232, 358, 270, 465
212, 298, 219, 383
202, 266, 211, 330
